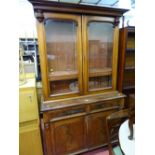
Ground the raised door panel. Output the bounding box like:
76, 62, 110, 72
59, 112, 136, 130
50, 117, 86, 155
37, 13, 82, 100
54, 117, 86, 155
83, 16, 119, 94
88, 109, 118, 148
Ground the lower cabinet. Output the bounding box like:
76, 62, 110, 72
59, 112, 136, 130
41, 92, 125, 155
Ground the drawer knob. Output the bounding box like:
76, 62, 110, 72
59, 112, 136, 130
45, 123, 49, 129
29, 96, 32, 102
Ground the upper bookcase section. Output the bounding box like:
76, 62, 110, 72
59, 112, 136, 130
28, 0, 128, 18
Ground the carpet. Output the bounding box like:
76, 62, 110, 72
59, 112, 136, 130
81, 148, 109, 155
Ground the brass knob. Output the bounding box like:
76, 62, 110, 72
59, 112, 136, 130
50, 68, 54, 74
45, 123, 49, 129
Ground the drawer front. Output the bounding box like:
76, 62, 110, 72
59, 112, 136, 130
90, 99, 122, 112
19, 89, 38, 122
44, 105, 86, 122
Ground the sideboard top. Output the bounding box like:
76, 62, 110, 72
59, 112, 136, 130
28, 0, 128, 17
41, 91, 126, 112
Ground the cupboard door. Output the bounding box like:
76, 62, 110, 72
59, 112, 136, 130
38, 13, 82, 100
48, 117, 86, 155
83, 16, 119, 94
88, 109, 118, 148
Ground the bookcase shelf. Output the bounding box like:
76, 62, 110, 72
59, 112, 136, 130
48, 68, 112, 82
89, 68, 112, 78
126, 48, 135, 52
48, 71, 78, 81
117, 26, 135, 106
123, 85, 135, 90
125, 66, 135, 70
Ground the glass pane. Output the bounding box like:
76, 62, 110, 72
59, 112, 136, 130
88, 22, 114, 90
50, 79, 79, 95
89, 76, 112, 90
45, 19, 79, 95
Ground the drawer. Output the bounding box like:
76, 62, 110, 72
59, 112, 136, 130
19, 89, 38, 122
19, 123, 43, 155
90, 99, 121, 112
44, 105, 86, 122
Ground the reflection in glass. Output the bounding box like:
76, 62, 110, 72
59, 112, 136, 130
45, 19, 79, 95
88, 22, 114, 90
89, 76, 112, 90
50, 80, 79, 95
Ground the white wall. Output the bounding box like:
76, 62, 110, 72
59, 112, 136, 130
19, 0, 37, 38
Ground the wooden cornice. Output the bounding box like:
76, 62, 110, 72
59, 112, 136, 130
28, 0, 128, 17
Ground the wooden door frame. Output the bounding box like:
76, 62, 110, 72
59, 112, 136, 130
82, 15, 119, 95
37, 13, 83, 100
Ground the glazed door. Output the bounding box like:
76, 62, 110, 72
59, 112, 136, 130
37, 13, 82, 100
82, 16, 119, 94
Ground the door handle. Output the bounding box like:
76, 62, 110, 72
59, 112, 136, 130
28, 95, 32, 102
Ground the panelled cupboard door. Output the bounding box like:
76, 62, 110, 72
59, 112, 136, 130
82, 16, 119, 94
37, 13, 83, 100
45, 117, 86, 155
88, 109, 118, 147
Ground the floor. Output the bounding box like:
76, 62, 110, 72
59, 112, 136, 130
81, 148, 109, 155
